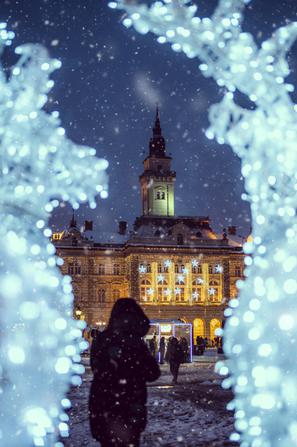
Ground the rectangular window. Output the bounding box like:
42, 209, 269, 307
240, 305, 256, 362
113, 264, 120, 275
98, 264, 105, 275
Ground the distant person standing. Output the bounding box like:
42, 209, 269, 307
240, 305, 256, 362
179, 337, 189, 363
159, 337, 166, 364
167, 337, 183, 384
149, 335, 158, 358
89, 298, 160, 447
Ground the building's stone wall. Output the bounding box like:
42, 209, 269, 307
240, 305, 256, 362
56, 245, 244, 341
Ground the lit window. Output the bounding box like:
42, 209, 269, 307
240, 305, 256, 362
98, 264, 105, 275
113, 264, 120, 275
192, 264, 202, 274
140, 279, 153, 302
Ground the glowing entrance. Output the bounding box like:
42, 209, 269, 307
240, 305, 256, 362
210, 318, 221, 340
193, 318, 205, 340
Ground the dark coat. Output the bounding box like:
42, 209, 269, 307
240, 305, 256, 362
167, 338, 184, 365
89, 298, 160, 444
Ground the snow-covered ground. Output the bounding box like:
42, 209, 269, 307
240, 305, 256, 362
64, 359, 235, 447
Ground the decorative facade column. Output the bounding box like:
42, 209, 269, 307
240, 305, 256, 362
169, 261, 175, 305
129, 255, 140, 301
186, 261, 192, 305
152, 261, 158, 304
202, 263, 209, 304
222, 259, 230, 306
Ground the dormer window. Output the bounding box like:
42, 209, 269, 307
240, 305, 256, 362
177, 234, 184, 245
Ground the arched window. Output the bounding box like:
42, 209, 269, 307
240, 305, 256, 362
97, 264, 105, 275
175, 264, 184, 273
98, 289, 106, 303
192, 280, 203, 303
112, 289, 120, 301
192, 264, 202, 274
157, 281, 169, 303
155, 188, 165, 200
140, 279, 153, 303
208, 280, 220, 303
208, 264, 213, 274
193, 318, 205, 340
210, 319, 221, 340
158, 263, 168, 273
113, 264, 120, 275
177, 233, 184, 245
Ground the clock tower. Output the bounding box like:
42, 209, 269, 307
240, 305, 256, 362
140, 107, 176, 217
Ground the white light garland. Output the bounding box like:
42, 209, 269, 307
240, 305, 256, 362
0, 25, 107, 446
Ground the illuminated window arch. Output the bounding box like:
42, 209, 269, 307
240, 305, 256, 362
210, 319, 221, 340
140, 279, 153, 302
155, 188, 165, 200
192, 264, 202, 274
193, 318, 205, 339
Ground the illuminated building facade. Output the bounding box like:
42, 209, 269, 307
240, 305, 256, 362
54, 108, 244, 341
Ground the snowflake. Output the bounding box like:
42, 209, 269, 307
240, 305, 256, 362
191, 259, 199, 268
157, 274, 165, 283
208, 288, 216, 296
164, 259, 172, 268
177, 274, 184, 283
147, 288, 154, 296
192, 291, 199, 299
215, 264, 223, 273
164, 288, 171, 296
182, 267, 189, 274
174, 288, 181, 295
138, 265, 147, 274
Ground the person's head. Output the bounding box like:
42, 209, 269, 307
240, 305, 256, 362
108, 298, 150, 337
171, 337, 178, 346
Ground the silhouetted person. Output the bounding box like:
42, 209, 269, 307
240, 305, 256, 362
159, 337, 166, 364
179, 337, 189, 363
89, 298, 160, 447
167, 337, 183, 384
149, 335, 157, 358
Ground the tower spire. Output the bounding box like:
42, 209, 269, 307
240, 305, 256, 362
153, 103, 161, 136
69, 209, 77, 229
149, 105, 166, 156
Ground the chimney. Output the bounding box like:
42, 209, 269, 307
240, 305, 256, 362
84, 220, 93, 231
228, 225, 237, 236
118, 221, 127, 235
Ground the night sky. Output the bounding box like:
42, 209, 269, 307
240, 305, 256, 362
1, 0, 297, 239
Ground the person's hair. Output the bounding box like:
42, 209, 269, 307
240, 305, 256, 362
108, 298, 150, 337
